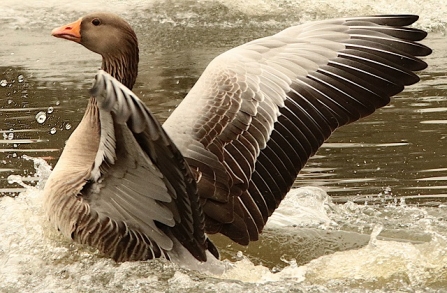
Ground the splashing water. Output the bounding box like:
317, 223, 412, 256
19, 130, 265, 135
0, 0, 446, 291
2, 158, 447, 292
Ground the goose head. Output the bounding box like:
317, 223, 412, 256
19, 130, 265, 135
52, 12, 139, 89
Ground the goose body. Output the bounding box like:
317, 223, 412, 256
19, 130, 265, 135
44, 12, 431, 267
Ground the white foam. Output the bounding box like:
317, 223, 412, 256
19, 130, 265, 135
266, 186, 335, 229
0, 172, 447, 292
0, 0, 445, 32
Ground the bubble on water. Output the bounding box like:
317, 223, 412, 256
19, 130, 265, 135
49, 127, 57, 135
7, 132, 14, 140
47, 106, 54, 114
65, 123, 72, 130
0, 80, 7, 87
17, 74, 24, 83
35, 111, 47, 124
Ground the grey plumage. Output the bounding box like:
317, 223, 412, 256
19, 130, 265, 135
45, 13, 431, 264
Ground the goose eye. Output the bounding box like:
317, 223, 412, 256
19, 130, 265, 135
92, 18, 101, 26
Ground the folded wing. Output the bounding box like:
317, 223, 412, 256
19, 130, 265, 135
82, 71, 217, 261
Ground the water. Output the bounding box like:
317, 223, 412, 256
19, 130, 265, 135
1, 0, 447, 291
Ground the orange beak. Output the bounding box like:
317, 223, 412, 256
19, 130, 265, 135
51, 18, 82, 43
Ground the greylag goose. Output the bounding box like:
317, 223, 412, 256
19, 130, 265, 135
45, 12, 431, 266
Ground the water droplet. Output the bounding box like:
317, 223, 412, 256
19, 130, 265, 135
50, 127, 57, 135
47, 106, 54, 114
0, 80, 7, 87
65, 123, 72, 130
17, 74, 24, 83
8, 174, 22, 184
55, 101, 60, 106
35, 111, 47, 124
7, 132, 14, 140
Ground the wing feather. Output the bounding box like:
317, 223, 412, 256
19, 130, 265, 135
163, 15, 431, 244
80, 71, 215, 261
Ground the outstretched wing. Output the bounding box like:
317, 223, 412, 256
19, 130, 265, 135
84, 70, 217, 261
162, 15, 431, 244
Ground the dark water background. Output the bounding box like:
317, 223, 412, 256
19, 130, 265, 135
1, 3, 446, 204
